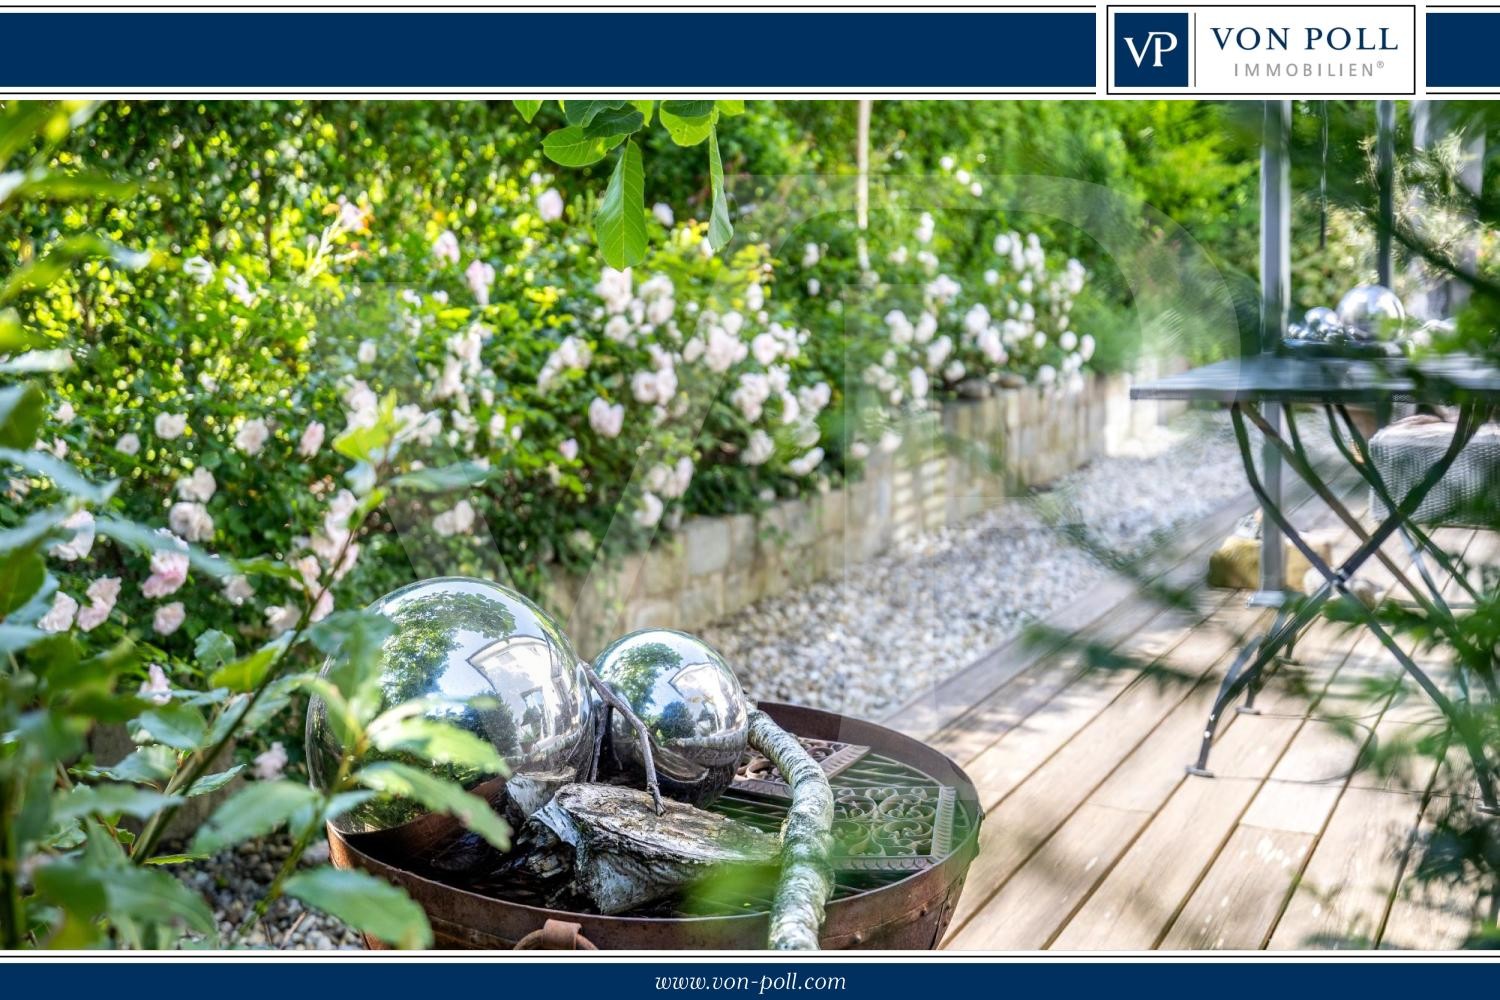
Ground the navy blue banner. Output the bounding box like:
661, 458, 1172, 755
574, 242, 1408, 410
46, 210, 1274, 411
0, 960, 1492, 995
0, 12, 1096, 90
1428, 11, 1500, 89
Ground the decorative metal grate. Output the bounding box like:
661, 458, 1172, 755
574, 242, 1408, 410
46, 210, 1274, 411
715, 743, 964, 880
731, 736, 870, 799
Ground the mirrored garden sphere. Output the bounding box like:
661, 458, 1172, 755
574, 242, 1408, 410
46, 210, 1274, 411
1304, 306, 1338, 333
594, 628, 751, 807
1336, 285, 1405, 339
305, 577, 597, 835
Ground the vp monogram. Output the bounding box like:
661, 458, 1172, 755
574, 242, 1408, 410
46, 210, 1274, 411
1124, 30, 1179, 68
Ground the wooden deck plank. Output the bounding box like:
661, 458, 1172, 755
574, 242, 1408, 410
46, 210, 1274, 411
944, 803, 1151, 950
1150, 642, 1402, 947
1046, 619, 1356, 951
1378, 794, 1490, 950
943, 600, 1265, 946
1267, 785, 1430, 949
1157, 825, 1313, 950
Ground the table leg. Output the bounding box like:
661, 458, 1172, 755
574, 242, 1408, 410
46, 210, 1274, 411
1212, 403, 1499, 814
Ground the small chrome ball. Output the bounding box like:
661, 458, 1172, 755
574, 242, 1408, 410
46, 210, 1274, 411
594, 628, 750, 807
1304, 306, 1338, 332
305, 577, 596, 835
1337, 285, 1405, 339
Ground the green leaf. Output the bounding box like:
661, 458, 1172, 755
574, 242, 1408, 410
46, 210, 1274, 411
0, 547, 44, 616
715, 99, 746, 117
706, 126, 733, 252
228, 554, 303, 583
563, 100, 626, 128
132, 702, 207, 751
53, 784, 182, 824
583, 107, 644, 139
541, 126, 611, 168
81, 744, 178, 786
208, 636, 287, 693
368, 709, 508, 777
0, 446, 118, 504
0, 382, 44, 449
193, 629, 235, 671
0, 622, 45, 656
629, 100, 656, 126
0, 348, 73, 374
355, 761, 510, 850
103, 862, 218, 937
190, 780, 321, 856
284, 867, 432, 949
0, 168, 137, 209
388, 460, 493, 493
0, 506, 68, 557
512, 99, 543, 124
307, 608, 395, 705
596, 140, 647, 270
662, 100, 716, 118
659, 102, 717, 146
0, 308, 47, 354
323, 790, 376, 825
185, 764, 244, 798
0, 234, 150, 304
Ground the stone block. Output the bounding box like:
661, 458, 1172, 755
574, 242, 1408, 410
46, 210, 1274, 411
626, 597, 680, 633
677, 574, 725, 629
641, 544, 684, 598
683, 516, 732, 576
727, 513, 757, 570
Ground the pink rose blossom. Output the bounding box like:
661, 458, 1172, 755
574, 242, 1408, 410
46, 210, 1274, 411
252, 741, 289, 781
38, 592, 78, 633
142, 547, 190, 598
153, 602, 186, 636
465, 260, 495, 307
298, 420, 326, 458
138, 664, 172, 706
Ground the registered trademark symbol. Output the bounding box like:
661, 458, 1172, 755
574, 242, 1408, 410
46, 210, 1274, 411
1378, 60, 1385, 68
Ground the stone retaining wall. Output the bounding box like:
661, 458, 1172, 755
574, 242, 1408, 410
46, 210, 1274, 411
549, 364, 1186, 658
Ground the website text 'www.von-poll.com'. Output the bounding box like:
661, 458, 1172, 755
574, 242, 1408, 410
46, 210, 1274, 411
655, 973, 849, 994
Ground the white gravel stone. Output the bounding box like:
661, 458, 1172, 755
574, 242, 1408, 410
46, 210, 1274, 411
704, 410, 1264, 720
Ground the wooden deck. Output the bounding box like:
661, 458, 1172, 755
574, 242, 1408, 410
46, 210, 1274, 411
885, 467, 1497, 951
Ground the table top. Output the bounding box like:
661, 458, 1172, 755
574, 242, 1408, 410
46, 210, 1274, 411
1130, 353, 1500, 404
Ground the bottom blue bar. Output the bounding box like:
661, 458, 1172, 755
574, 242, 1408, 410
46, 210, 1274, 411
0, 961, 1489, 997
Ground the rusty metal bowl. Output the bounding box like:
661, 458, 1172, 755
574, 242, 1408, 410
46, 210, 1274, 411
329, 702, 983, 950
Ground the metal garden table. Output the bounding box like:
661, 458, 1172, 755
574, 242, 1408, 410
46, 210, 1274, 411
1132, 352, 1500, 814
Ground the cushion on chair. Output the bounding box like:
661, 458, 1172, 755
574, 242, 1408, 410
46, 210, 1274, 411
1368, 415, 1500, 527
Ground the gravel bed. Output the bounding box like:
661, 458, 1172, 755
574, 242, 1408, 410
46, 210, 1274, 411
177, 836, 364, 950
705, 409, 1255, 719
